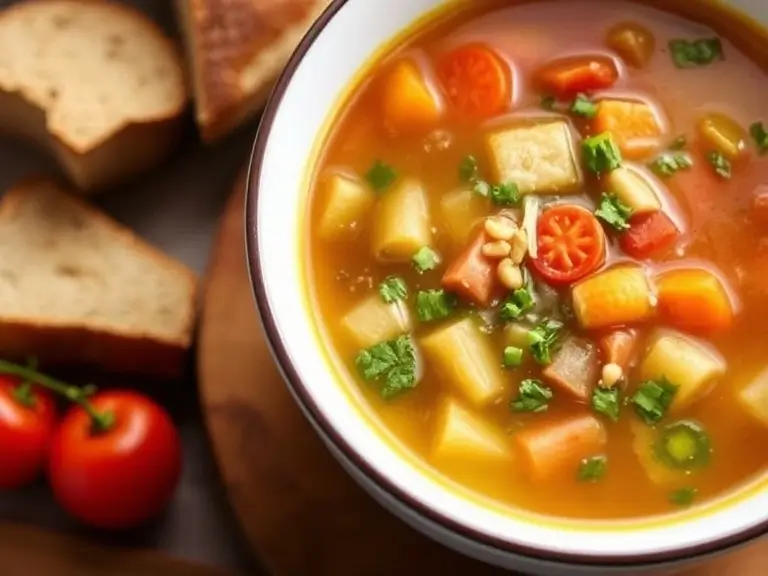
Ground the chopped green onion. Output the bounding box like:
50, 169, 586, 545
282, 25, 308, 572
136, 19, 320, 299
669, 487, 698, 507
527, 318, 563, 366
750, 122, 768, 155
415, 289, 455, 322
490, 182, 521, 206
592, 387, 620, 422
355, 335, 417, 399
583, 132, 622, 174
510, 379, 552, 413
502, 346, 524, 368
365, 160, 397, 192
631, 378, 678, 424
708, 151, 731, 179
412, 247, 441, 273
655, 420, 711, 470
378, 276, 407, 304
669, 38, 723, 69
578, 455, 607, 482
648, 152, 693, 178
570, 93, 598, 118
499, 283, 536, 321
459, 155, 479, 183
595, 192, 633, 232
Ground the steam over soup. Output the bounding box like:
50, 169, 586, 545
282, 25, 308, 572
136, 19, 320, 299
306, 0, 768, 519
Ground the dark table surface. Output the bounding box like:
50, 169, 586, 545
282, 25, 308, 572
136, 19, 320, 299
0, 1, 261, 572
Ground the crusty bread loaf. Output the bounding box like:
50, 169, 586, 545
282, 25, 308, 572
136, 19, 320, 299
176, 0, 329, 142
0, 178, 198, 380
0, 0, 188, 192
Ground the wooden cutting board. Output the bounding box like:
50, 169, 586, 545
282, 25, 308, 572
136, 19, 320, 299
197, 170, 767, 576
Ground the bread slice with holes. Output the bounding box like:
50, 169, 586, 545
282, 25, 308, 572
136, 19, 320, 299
0, 178, 198, 379
175, 0, 329, 142
0, 0, 188, 192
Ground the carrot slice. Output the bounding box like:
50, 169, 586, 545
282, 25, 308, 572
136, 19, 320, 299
442, 227, 502, 307
572, 266, 655, 330
656, 268, 734, 332
437, 43, 510, 119
599, 329, 640, 369
535, 55, 618, 99
531, 205, 606, 285
620, 211, 679, 259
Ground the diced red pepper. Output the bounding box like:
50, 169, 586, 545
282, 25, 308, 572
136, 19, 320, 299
620, 212, 679, 259
442, 227, 502, 307
535, 55, 619, 99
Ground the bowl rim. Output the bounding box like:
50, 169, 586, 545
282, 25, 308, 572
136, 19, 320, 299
245, 0, 768, 566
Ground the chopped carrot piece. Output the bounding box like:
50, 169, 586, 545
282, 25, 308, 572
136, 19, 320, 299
620, 212, 679, 259
572, 266, 655, 330
656, 268, 734, 332
437, 43, 510, 119
599, 329, 640, 369
381, 59, 441, 133
515, 414, 607, 480
593, 99, 663, 159
442, 227, 502, 307
535, 55, 618, 99
606, 22, 655, 68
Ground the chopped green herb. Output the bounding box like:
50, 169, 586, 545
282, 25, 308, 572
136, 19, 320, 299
473, 180, 491, 197
750, 122, 768, 155
648, 152, 693, 177
355, 335, 417, 399
527, 318, 563, 366
656, 420, 711, 470
578, 455, 607, 482
583, 132, 622, 174
459, 155, 479, 183
708, 150, 732, 179
592, 387, 620, 422
595, 192, 633, 232
669, 38, 723, 69
490, 181, 521, 206
502, 346, 524, 369
669, 487, 698, 507
669, 135, 687, 150
415, 289, 455, 322
541, 95, 557, 110
631, 378, 678, 424
378, 276, 407, 304
499, 284, 536, 321
412, 247, 441, 273
510, 379, 552, 413
365, 160, 397, 192
570, 93, 598, 118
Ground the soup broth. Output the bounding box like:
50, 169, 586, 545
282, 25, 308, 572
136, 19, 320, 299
306, 0, 768, 520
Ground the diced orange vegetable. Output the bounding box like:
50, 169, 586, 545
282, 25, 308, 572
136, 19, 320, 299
442, 227, 502, 307
605, 22, 655, 68
594, 99, 664, 159
572, 266, 655, 330
381, 59, 441, 133
599, 329, 640, 369
515, 414, 607, 480
656, 268, 734, 332
620, 211, 679, 259
535, 55, 618, 99
697, 112, 747, 161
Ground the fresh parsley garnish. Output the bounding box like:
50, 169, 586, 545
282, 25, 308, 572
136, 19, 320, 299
499, 283, 536, 321
527, 318, 563, 366
412, 247, 441, 273
708, 150, 731, 179
595, 192, 633, 232
631, 378, 678, 424
578, 455, 607, 482
378, 276, 407, 304
583, 132, 622, 174
570, 93, 598, 118
750, 122, 768, 155
415, 289, 455, 322
490, 182, 521, 206
649, 152, 693, 177
592, 387, 620, 422
365, 160, 397, 192
669, 38, 723, 69
510, 379, 552, 413
502, 346, 523, 369
669, 487, 698, 507
459, 155, 479, 183
541, 95, 557, 111
355, 336, 417, 399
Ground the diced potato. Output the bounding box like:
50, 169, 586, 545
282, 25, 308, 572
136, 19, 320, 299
372, 178, 432, 262
420, 317, 506, 407
738, 368, 768, 428
606, 22, 655, 68
341, 294, 411, 349
697, 113, 747, 160
605, 166, 661, 215
431, 399, 512, 467
631, 420, 685, 485
485, 120, 581, 195
572, 266, 655, 330
381, 59, 442, 133
639, 329, 726, 411
594, 99, 664, 159
440, 188, 490, 247
318, 173, 375, 240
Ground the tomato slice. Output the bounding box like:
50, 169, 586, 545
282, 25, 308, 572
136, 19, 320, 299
437, 43, 510, 119
619, 211, 679, 259
535, 55, 618, 99
531, 205, 606, 284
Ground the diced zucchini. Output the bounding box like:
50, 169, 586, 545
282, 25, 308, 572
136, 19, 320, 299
655, 420, 710, 470
318, 173, 375, 240
420, 317, 506, 406
639, 329, 726, 411
605, 166, 661, 215
697, 112, 747, 160
738, 367, 768, 428
372, 178, 432, 262
485, 120, 581, 195
440, 188, 490, 247
431, 399, 512, 467
631, 420, 686, 485
341, 294, 411, 349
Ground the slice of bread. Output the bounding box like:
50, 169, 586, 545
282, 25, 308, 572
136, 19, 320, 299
0, 178, 198, 380
176, 0, 329, 142
0, 0, 188, 192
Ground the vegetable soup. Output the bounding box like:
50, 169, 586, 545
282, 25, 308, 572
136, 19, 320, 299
306, 0, 768, 520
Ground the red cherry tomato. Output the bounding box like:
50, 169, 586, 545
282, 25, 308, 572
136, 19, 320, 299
531, 204, 606, 284
0, 376, 56, 489
48, 391, 181, 530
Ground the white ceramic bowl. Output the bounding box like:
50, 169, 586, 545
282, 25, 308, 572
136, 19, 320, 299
246, 1, 768, 573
